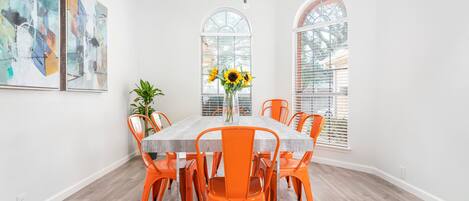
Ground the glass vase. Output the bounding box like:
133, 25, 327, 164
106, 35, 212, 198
223, 91, 240, 124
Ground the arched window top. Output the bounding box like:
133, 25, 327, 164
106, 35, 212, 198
202, 8, 251, 34
298, 0, 347, 27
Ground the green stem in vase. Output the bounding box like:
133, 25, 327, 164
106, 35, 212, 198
226, 92, 232, 122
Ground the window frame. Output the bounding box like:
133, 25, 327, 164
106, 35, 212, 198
293, 0, 350, 150
200, 8, 253, 117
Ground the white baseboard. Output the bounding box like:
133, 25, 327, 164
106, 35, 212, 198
372, 168, 445, 201
312, 156, 375, 174
312, 157, 444, 201
45, 152, 137, 201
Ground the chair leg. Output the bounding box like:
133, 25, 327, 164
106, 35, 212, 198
269, 173, 277, 201
252, 155, 260, 176
298, 173, 313, 201
291, 177, 303, 201
142, 175, 157, 201
203, 155, 209, 184
286, 176, 291, 188
157, 179, 168, 201
211, 152, 222, 177
152, 179, 163, 201
179, 169, 187, 201
193, 171, 204, 201
167, 179, 173, 190
183, 168, 194, 201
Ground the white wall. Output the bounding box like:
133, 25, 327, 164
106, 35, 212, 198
136, 0, 278, 121
374, 0, 469, 200
0, 0, 138, 200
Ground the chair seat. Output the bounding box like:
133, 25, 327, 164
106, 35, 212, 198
149, 158, 177, 174
167, 152, 202, 160
186, 152, 200, 160
281, 152, 293, 159
257, 151, 293, 159
261, 158, 307, 171
208, 176, 263, 199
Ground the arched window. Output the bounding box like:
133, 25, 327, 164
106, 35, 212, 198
201, 8, 252, 116
294, 0, 349, 149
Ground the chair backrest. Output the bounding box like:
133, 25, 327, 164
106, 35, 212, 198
127, 114, 159, 171
261, 99, 289, 124
195, 126, 280, 200
307, 114, 325, 145
150, 111, 172, 131
295, 114, 325, 169
150, 112, 178, 158
287, 112, 309, 132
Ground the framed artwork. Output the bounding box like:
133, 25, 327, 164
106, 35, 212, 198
0, 0, 61, 89
65, 0, 107, 91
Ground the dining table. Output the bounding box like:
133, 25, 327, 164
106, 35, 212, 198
142, 115, 315, 200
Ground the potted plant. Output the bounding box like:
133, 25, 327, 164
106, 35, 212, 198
130, 80, 164, 159
130, 80, 164, 122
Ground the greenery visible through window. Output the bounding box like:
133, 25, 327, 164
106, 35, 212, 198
201, 9, 252, 116
295, 0, 349, 149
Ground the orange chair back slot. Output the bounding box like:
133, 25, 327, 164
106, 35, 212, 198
150, 111, 173, 132
195, 126, 280, 200
222, 128, 255, 199
261, 99, 289, 124
127, 115, 159, 172
287, 112, 309, 132
309, 114, 325, 145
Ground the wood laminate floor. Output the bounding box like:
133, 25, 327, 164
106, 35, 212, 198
65, 157, 421, 201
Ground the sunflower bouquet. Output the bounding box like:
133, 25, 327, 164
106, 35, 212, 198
208, 67, 253, 123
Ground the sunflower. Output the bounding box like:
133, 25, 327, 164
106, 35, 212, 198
243, 72, 253, 86
224, 69, 243, 85
208, 67, 218, 83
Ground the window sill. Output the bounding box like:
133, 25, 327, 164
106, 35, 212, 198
316, 144, 351, 152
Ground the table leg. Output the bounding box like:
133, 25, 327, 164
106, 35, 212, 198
176, 153, 182, 201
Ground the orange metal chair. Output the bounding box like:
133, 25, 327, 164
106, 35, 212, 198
253, 112, 308, 188
281, 112, 310, 161
252, 112, 309, 187
254, 99, 289, 180
261, 99, 289, 124
254, 99, 290, 173
150, 112, 209, 185
128, 114, 202, 201
194, 126, 281, 201
259, 114, 325, 201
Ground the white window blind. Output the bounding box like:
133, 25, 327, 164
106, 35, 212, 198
294, 0, 349, 149
201, 9, 252, 116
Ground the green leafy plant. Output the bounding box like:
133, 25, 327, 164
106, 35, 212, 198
130, 80, 164, 134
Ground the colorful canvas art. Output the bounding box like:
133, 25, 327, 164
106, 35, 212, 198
0, 0, 60, 89
66, 0, 107, 91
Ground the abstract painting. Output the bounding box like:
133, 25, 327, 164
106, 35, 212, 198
66, 0, 107, 91
0, 0, 60, 89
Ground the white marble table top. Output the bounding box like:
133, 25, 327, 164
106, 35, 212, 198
142, 116, 314, 153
